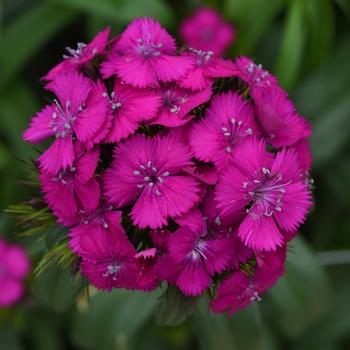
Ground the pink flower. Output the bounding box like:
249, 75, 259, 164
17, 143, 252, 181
80, 229, 138, 291
23, 71, 108, 174
211, 246, 286, 315
135, 248, 159, 291
189, 92, 258, 171
39, 145, 100, 221
180, 7, 235, 55
0, 239, 30, 307
100, 17, 193, 88
215, 138, 312, 251
149, 83, 212, 127
254, 88, 311, 147
290, 139, 313, 178
231, 57, 279, 96
68, 202, 123, 255
162, 209, 235, 296
43, 27, 110, 81
100, 79, 162, 143
178, 49, 235, 91
104, 134, 201, 229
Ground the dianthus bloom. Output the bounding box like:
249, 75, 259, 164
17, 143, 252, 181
104, 134, 201, 229
43, 27, 110, 81
23, 16, 313, 319
180, 7, 235, 55
216, 138, 312, 251
101, 17, 193, 88
0, 239, 30, 307
23, 71, 108, 174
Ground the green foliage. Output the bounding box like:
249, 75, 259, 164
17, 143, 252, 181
155, 286, 198, 326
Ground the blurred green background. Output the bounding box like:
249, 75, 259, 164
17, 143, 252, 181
1, 0, 350, 349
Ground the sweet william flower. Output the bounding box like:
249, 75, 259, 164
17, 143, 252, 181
80, 229, 138, 291
39, 144, 100, 221
68, 201, 123, 256
104, 134, 201, 229
254, 88, 311, 148
100, 17, 194, 88
189, 92, 258, 171
211, 246, 286, 316
216, 138, 312, 251
159, 209, 235, 296
43, 27, 110, 81
135, 248, 159, 292
231, 57, 279, 97
180, 7, 235, 55
178, 49, 236, 91
100, 79, 162, 143
0, 239, 30, 307
149, 82, 212, 127
23, 71, 109, 174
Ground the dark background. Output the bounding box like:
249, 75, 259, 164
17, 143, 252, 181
1, 0, 350, 349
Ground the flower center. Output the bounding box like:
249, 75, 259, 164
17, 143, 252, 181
63, 42, 87, 59
50, 100, 81, 138
52, 166, 76, 184
162, 89, 187, 114
222, 118, 253, 153
133, 160, 170, 196
103, 263, 121, 280
102, 91, 122, 112
245, 62, 271, 86
136, 34, 163, 59
188, 47, 213, 67
244, 167, 289, 219
191, 240, 208, 261
79, 204, 114, 228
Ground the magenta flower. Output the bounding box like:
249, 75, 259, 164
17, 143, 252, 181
104, 134, 201, 229
178, 49, 235, 91
291, 139, 313, 179
43, 27, 110, 81
216, 138, 312, 251
0, 239, 30, 307
100, 79, 162, 143
135, 248, 159, 291
149, 83, 212, 127
254, 88, 311, 147
162, 209, 235, 296
180, 7, 235, 55
100, 17, 193, 88
211, 246, 286, 315
39, 145, 100, 221
68, 202, 123, 255
231, 57, 279, 96
189, 92, 258, 171
23, 71, 108, 174
80, 229, 138, 291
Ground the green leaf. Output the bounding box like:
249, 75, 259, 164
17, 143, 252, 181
0, 3, 76, 87
303, 0, 334, 71
32, 265, 86, 312
311, 91, 350, 169
50, 0, 173, 25
155, 286, 197, 326
274, 0, 306, 90
70, 289, 161, 350
193, 313, 236, 350
225, 0, 286, 55
270, 237, 331, 338
293, 37, 350, 120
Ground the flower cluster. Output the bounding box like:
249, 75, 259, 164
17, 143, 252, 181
23, 16, 312, 316
0, 238, 30, 307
